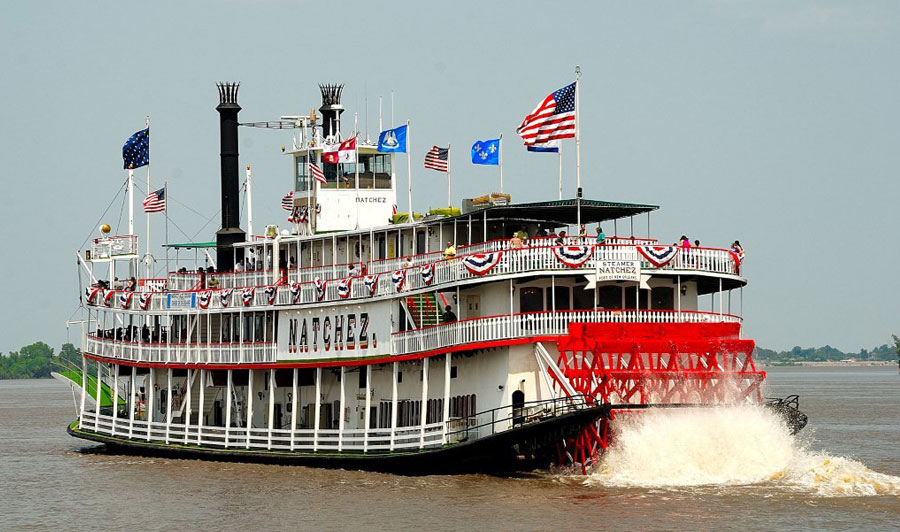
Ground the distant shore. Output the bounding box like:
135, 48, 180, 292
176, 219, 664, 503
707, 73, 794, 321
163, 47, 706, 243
760, 360, 899, 368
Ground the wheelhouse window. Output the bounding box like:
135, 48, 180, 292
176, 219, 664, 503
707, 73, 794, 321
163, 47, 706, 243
295, 154, 310, 193
321, 153, 392, 190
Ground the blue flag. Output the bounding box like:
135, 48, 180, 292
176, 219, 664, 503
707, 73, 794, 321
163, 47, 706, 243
471, 139, 500, 165
377, 125, 407, 153
122, 128, 149, 169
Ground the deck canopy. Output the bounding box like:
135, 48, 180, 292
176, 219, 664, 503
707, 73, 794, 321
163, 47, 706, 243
449, 198, 659, 227
163, 241, 217, 249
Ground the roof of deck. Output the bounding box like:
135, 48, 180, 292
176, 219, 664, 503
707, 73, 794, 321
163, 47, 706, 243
454, 198, 659, 226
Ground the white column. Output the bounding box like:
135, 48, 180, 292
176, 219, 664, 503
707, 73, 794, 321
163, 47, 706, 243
128, 365, 136, 438
267, 369, 275, 450
677, 275, 681, 320
247, 369, 254, 449
363, 365, 372, 452
442, 353, 451, 444
197, 369, 205, 445
419, 357, 429, 448
184, 368, 192, 444
111, 364, 119, 436
290, 368, 298, 451
165, 368, 172, 444
338, 366, 345, 451
719, 277, 723, 318
390, 362, 398, 451
79, 354, 87, 429
95, 361, 102, 432
313, 367, 322, 451
225, 369, 232, 448
146, 368, 154, 441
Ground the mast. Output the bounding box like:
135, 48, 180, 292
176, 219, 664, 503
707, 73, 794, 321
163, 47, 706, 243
245, 164, 253, 240
575, 66, 582, 231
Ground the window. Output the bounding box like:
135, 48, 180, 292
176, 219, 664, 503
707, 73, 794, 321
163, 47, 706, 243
319, 153, 392, 190
651, 287, 675, 310
450, 366, 458, 379
519, 287, 543, 313
295, 155, 310, 192
572, 284, 594, 310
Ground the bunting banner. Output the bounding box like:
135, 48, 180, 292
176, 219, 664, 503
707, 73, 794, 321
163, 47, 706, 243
552, 245, 594, 268
119, 291, 134, 309
637, 245, 680, 268
104, 290, 115, 307
220, 288, 233, 308
363, 275, 378, 296
198, 290, 211, 309
391, 270, 406, 291
289, 281, 302, 304
139, 292, 152, 310
337, 278, 352, 299
84, 287, 102, 305
264, 285, 277, 305
419, 263, 434, 285
314, 277, 326, 301
462, 252, 503, 276
242, 287, 256, 306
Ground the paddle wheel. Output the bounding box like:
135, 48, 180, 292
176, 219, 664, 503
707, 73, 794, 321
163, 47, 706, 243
549, 322, 764, 473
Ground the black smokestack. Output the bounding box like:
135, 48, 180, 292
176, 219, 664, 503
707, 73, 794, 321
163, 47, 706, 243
319, 84, 344, 139
215, 82, 245, 271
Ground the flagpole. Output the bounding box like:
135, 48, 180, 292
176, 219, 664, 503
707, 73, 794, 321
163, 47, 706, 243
447, 143, 451, 208
499, 134, 504, 193
406, 119, 413, 223
575, 66, 582, 231
246, 164, 253, 241
307, 145, 313, 236
128, 167, 135, 276
164, 181, 170, 275
379, 96, 383, 133
558, 141, 563, 200
145, 115, 151, 279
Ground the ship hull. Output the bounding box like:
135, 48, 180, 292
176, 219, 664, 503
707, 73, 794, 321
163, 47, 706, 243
67, 406, 605, 475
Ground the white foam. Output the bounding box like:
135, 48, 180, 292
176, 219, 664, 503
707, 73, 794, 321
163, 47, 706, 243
583, 405, 900, 497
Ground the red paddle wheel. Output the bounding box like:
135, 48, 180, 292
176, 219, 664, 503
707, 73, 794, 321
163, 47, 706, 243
550, 322, 763, 473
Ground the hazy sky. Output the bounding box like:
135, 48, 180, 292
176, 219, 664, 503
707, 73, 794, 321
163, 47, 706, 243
1, 0, 898, 353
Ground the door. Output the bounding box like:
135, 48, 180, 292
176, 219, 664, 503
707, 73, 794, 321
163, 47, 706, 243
512, 390, 525, 426
466, 295, 481, 318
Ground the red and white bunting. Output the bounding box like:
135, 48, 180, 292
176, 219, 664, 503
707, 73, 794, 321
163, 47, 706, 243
242, 287, 255, 307
419, 263, 434, 285
289, 281, 302, 304
337, 278, 352, 299
637, 245, 679, 268
552, 245, 594, 268
198, 290, 211, 309
391, 270, 406, 291
84, 287, 102, 305
363, 274, 378, 296
462, 252, 503, 276
264, 285, 277, 305
118, 291, 134, 309
103, 290, 115, 307
139, 292, 152, 310
220, 288, 233, 308
314, 277, 326, 301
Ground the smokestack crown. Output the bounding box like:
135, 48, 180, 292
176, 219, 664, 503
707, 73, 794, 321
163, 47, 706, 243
217, 82, 241, 109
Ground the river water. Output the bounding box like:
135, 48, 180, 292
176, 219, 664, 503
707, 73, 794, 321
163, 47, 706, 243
1, 366, 898, 531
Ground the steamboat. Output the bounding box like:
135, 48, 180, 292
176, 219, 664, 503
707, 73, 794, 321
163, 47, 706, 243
61, 82, 806, 474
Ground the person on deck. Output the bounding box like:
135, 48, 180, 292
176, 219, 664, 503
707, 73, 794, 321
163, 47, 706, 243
442, 305, 457, 323
444, 241, 456, 259
579, 224, 587, 237
124, 277, 137, 291
595, 227, 606, 244
509, 233, 524, 249
555, 231, 567, 246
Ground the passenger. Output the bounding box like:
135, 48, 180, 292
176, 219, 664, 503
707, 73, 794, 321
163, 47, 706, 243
516, 227, 528, 240
124, 277, 137, 291
595, 226, 606, 244
347, 263, 359, 277
555, 231, 567, 246
579, 224, 587, 237
694, 239, 700, 248
732, 240, 744, 259
113, 277, 123, 290
680, 235, 691, 249
442, 305, 457, 323
235, 259, 244, 273
509, 233, 524, 249
444, 241, 456, 259
207, 271, 220, 289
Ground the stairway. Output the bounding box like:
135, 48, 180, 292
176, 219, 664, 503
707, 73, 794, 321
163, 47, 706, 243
406, 293, 442, 327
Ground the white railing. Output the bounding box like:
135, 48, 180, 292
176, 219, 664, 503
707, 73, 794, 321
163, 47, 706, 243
86, 336, 276, 364
391, 309, 742, 356
91, 235, 138, 259
79, 411, 448, 452
92, 243, 741, 312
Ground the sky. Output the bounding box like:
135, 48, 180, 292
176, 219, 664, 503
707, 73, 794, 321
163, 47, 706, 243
1, 0, 898, 354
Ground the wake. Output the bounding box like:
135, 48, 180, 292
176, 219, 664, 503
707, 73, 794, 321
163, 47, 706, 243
582, 405, 900, 497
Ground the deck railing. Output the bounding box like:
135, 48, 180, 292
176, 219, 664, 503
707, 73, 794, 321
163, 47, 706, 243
93, 243, 741, 312
86, 309, 739, 365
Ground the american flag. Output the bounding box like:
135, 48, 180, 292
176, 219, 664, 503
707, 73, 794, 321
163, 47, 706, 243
281, 191, 294, 211
143, 187, 166, 213
310, 162, 326, 185
516, 82, 576, 147
424, 146, 449, 172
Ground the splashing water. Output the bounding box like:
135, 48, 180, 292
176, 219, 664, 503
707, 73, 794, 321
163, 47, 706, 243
583, 405, 900, 497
